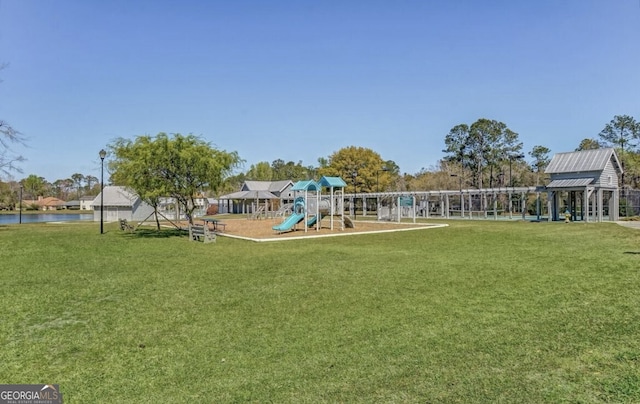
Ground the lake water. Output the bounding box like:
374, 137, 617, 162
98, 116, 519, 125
0, 213, 93, 225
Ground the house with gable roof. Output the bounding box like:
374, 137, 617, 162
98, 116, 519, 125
92, 186, 155, 222
545, 148, 622, 222
22, 196, 66, 211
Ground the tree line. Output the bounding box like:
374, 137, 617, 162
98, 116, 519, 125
2, 72, 639, 214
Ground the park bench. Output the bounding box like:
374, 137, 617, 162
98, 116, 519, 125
189, 223, 216, 243
119, 218, 135, 232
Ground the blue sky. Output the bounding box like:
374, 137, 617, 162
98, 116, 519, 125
1, 0, 639, 182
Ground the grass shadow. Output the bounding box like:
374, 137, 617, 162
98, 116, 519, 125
623, 251, 640, 255
125, 228, 188, 239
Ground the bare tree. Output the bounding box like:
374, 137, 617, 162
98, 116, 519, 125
1, 64, 26, 178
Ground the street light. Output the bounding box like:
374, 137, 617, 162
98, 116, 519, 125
19, 185, 23, 224
352, 171, 358, 218
99, 149, 106, 234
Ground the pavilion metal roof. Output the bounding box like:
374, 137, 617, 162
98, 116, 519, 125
219, 190, 279, 200
546, 178, 595, 188
241, 180, 293, 193
545, 148, 622, 174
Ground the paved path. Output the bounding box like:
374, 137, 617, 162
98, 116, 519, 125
616, 221, 640, 229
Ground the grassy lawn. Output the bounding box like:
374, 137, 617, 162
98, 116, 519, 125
1, 220, 640, 403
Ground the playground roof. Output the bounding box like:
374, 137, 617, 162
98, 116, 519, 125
291, 180, 321, 191
319, 176, 347, 188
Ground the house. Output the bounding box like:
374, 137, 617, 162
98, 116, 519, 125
63, 200, 81, 210
92, 186, 155, 222
545, 148, 622, 222
23, 196, 66, 211
80, 195, 96, 210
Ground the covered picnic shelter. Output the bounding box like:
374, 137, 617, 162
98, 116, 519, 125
218, 180, 293, 215
544, 148, 622, 222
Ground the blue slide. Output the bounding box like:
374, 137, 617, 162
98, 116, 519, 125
306, 213, 321, 227
272, 212, 305, 232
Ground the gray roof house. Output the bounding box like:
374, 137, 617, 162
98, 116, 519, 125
218, 180, 294, 215
92, 186, 155, 223
545, 148, 622, 222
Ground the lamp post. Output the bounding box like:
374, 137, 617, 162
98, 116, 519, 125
99, 149, 106, 234
19, 185, 23, 224
509, 154, 525, 188
352, 171, 358, 218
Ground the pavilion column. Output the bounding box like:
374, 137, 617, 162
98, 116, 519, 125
597, 189, 603, 222
612, 188, 620, 221
583, 188, 589, 223
483, 193, 488, 218
362, 196, 367, 217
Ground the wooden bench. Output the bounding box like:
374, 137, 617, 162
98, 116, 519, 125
119, 219, 135, 232
189, 223, 216, 243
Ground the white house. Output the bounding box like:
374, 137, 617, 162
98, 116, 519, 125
92, 186, 155, 222
80, 195, 96, 210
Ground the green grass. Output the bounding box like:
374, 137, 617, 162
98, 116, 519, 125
1, 220, 640, 403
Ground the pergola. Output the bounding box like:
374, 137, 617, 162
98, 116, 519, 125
218, 190, 279, 216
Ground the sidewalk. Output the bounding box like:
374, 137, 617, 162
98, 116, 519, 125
616, 221, 640, 230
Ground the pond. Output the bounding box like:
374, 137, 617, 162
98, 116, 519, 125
0, 213, 93, 225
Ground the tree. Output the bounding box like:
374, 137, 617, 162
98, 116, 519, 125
575, 138, 601, 151
109, 133, 242, 227
0, 180, 19, 210
528, 145, 551, 186
20, 174, 46, 200
599, 115, 640, 187
318, 146, 393, 193
443, 119, 523, 189
84, 175, 99, 195
270, 159, 314, 181
1, 64, 26, 178
71, 173, 85, 199
245, 161, 273, 180
52, 178, 74, 200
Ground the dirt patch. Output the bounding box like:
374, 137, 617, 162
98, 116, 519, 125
196, 216, 442, 241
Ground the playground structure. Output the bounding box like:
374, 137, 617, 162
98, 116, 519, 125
272, 176, 352, 234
